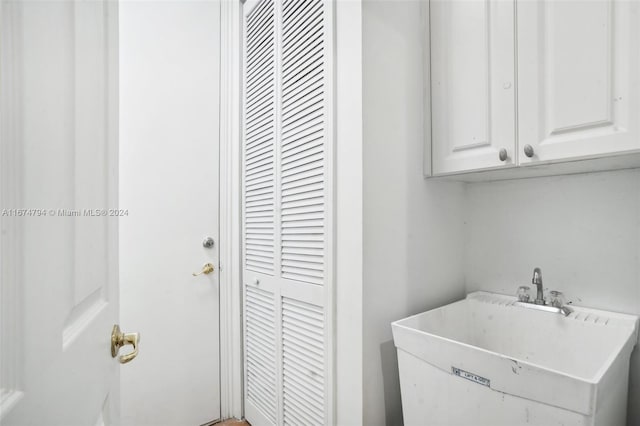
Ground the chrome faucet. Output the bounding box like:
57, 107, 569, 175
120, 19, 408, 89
532, 267, 544, 305
515, 267, 573, 316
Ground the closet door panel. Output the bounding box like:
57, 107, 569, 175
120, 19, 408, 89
279, 0, 329, 423
280, 0, 326, 288
243, 1, 279, 424
245, 286, 278, 425
244, 0, 276, 277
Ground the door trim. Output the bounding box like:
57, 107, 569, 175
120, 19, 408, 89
0, 1, 25, 417
219, 0, 243, 420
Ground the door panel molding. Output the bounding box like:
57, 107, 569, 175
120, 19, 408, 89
543, 0, 613, 136
63, 0, 112, 352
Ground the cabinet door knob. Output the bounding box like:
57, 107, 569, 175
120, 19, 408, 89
524, 144, 535, 158
498, 148, 508, 162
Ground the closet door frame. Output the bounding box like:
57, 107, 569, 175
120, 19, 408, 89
219, 0, 245, 420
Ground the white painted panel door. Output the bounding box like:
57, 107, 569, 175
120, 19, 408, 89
430, 0, 516, 175
518, 0, 640, 164
119, 2, 221, 425
0, 1, 120, 425
242, 0, 333, 424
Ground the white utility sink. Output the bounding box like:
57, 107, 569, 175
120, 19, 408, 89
392, 292, 639, 426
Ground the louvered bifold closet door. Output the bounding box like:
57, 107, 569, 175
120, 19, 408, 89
242, 0, 333, 425
244, 0, 278, 423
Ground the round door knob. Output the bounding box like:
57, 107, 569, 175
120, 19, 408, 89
524, 144, 535, 158
498, 148, 508, 162
202, 236, 215, 248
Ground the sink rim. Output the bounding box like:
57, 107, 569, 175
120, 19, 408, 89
392, 291, 639, 384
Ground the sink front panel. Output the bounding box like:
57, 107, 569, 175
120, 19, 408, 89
397, 348, 628, 426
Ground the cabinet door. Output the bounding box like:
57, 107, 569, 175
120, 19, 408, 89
431, 0, 516, 175
518, 0, 640, 165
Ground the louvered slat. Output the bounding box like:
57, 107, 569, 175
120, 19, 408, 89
246, 286, 277, 423
280, 0, 325, 286
245, 0, 276, 276
282, 297, 324, 426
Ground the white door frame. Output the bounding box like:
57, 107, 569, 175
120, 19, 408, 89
0, 0, 25, 416
219, 0, 244, 420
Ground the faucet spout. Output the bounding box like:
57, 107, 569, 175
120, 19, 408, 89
532, 267, 544, 305
559, 306, 573, 317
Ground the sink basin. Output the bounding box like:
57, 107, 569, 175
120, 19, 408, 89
392, 292, 639, 426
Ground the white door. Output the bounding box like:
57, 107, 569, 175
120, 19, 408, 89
242, 0, 333, 424
430, 0, 516, 175
517, 0, 640, 165
119, 2, 221, 425
1, 1, 123, 425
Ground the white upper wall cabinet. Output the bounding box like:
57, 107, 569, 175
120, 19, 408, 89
430, 0, 516, 175
517, 0, 640, 165
428, 0, 640, 178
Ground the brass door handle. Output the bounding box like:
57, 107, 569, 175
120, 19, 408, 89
111, 324, 140, 364
192, 263, 215, 276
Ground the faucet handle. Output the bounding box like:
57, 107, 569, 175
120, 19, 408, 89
516, 286, 531, 302
549, 291, 565, 308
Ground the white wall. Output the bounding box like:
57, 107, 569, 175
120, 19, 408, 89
361, 1, 467, 424
464, 168, 640, 425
